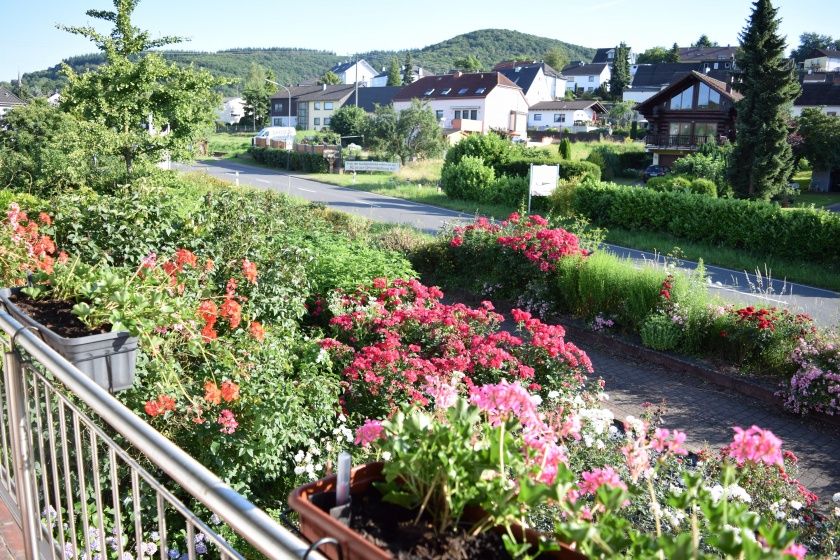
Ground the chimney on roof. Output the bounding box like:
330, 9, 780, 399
453, 71, 463, 78
322, 84, 327, 91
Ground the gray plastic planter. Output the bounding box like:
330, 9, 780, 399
0, 288, 137, 393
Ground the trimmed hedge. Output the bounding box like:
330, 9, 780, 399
248, 147, 329, 173
495, 158, 601, 182
573, 182, 840, 262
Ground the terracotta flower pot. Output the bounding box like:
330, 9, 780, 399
0, 288, 137, 393
288, 462, 586, 560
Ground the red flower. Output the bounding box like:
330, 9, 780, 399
242, 259, 258, 284
204, 258, 215, 272
174, 248, 197, 270
204, 381, 222, 405
449, 236, 463, 247
249, 321, 265, 341
144, 394, 176, 417
198, 300, 218, 324
38, 212, 52, 226
220, 298, 242, 329
200, 323, 218, 342
220, 380, 240, 402
57, 251, 69, 265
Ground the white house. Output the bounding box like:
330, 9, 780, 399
329, 59, 378, 87
802, 48, 840, 72
562, 62, 611, 93
393, 72, 529, 138
216, 97, 246, 125
370, 65, 431, 87
528, 100, 606, 130
47, 92, 61, 106
0, 86, 25, 119
494, 62, 566, 105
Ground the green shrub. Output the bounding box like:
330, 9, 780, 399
640, 314, 682, 351
444, 132, 514, 169
248, 147, 328, 173
440, 156, 495, 200
585, 144, 648, 180
486, 175, 528, 206
573, 181, 840, 263
617, 151, 652, 171
690, 178, 717, 197
558, 138, 572, 160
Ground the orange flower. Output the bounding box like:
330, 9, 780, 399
249, 321, 265, 342
204, 259, 215, 272
242, 259, 257, 284
220, 380, 240, 403
38, 212, 52, 226
220, 298, 242, 329
204, 381, 222, 405
175, 248, 198, 270
57, 251, 69, 264
198, 300, 218, 324
200, 323, 218, 342
144, 394, 176, 417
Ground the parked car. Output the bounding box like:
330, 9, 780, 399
642, 165, 670, 182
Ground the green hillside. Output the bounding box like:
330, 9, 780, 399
14, 29, 594, 97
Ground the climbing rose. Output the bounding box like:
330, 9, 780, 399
354, 419, 384, 447
728, 425, 783, 467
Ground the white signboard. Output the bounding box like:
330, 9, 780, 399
529, 165, 560, 196
345, 161, 401, 173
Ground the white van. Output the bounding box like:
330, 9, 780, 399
251, 126, 296, 147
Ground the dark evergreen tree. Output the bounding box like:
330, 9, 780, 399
668, 43, 681, 62
692, 35, 718, 48
386, 57, 402, 86
728, 0, 800, 199
403, 52, 413, 85
609, 42, 631, 99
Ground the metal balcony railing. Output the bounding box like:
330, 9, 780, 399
0, 311, 326, 560
644, 134, 717, 149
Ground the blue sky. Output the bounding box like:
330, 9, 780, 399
2, 0, 838, 82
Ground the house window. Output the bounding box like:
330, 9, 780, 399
324, 102, 334, 110
424, 88, 435, 96
458, 88, 469, 95
588, 76, 594, 82
713, 62, 719, 69
440, 88, 451, 95
324, 117, 331, 126
314, 102, 321, 110
534, 114, 542, 121
435, 110, 444, 120
693, 122, 717, 143
669, 122, 692, 140
697, 84, 721, 109
475, 88, 486, 94
314, 117, 321, 126
554, 114, 565, 123
669, 86, 695, 110
469, 109, 477, 120
587, 87, 594, 92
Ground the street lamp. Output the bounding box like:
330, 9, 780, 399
265, 79, 293, 192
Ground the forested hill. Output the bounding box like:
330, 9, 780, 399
14, 29, 594, 97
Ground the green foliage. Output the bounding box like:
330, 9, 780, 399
59, 0, 224, 175
692, 34, 718, 48
0, 100, 119, 196
318, 70, 341, 85
729, 0, 801, 199
691, 178, 718, 197
797, 107, 840, 170
558, 138, 572, 160
386, 57, 402, 86
241, 63, 275, 128
671, 143, 732, 193
585, 143, 647, 180
573, 181, 840, 263
328, 105, 369, 139
608, 43, 631, 99
444, 132, 514, 169
368, 100, 443, 164
248, 147, 328, 172
607, 100, 635, 128
636, 46, 676, 64
440, 156, 496, 201
790, 31, 840, 62
453, 54, 483, 71
640, 314, 682, 351
543, 47, 569, 72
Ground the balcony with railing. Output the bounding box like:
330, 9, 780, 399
644, 134, 719, 150
0, 311, 327, 560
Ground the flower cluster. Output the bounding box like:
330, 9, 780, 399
783, 335, 840, 415
728, 425, 783, 466
144, 394, 176, 417
195, 260, 260, 343
659, 273, 673, 301
0, 204, 63, 283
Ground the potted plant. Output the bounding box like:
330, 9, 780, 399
290, 389, 587, 560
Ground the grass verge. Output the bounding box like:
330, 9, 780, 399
605, 226, 840, 292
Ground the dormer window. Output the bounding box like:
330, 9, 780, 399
458, 88, 469, 95
475, 88, 486, 94
424, 89, 435, 96
440, 88, 451, 95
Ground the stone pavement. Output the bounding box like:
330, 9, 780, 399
0, 498, 23, 560
582, 342, 840, 501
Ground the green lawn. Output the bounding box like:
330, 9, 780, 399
204, 132, 252, 158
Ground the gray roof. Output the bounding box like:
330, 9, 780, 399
330, 60, 357, 74
561, 63, 608, 76
631, 63, 732, 88
269, 85, 324, 100
0, 86, 25, 108
529, 100, 606, 113
809, 48, 840, 59
496, 66, 541, 93
794, 82, 840, 106
677, 46, 738, 62
349, 86, 401, 112
295, 85, 356, 102
591, 48, 615, 64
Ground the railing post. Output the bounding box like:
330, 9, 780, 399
4, 350, 41, 559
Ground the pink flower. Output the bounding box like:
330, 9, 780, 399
579, 467, 627, 495
782, 543, 807, 560
423, 375, 458, 409
217, 409, 238, 435
728, 425, 784, 467
650, 428, 688, 456
354, 419, 384, 447
470, 381, 541, 428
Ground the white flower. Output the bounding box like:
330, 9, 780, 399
775, 510, 787, 520
727, 484, 752, 504
834, 507, 840, 517
381, 451, 392, 461
790, 500, 803, 511
293, 466, 305, 475
709, 484, 724, 503
547, 390, 560, 400
833, 492, 840, 505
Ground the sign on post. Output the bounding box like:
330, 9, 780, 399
528, 164, 560, 212
344, 161, 401, 173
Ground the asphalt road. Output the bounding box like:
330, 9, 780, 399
180, 159, 840, 327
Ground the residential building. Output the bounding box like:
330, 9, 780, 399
0, 86, 25, 119
635, 71, 741, 167
677, 46, 739, 65
792, 75, 840, 117
47, 92, 61, 106
623, 63, 734, 104
493, 61, 566, 104
348, 86, 402, 113
269, 85, 324, 127
528, 100, 606, 130
216, 97, 246, 125
393, 72, 529, 138
592, 47, 637, 66
370, 65, 431, 87
561, 62, 610, 94
801, 48, 840, 72
295, 84, 357, 131
329, 59, 378, 87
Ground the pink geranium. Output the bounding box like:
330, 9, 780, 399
728, 425, 784, 467
354, 419, 385, 447
578, 467, 628, 495
782, 543, 807, 560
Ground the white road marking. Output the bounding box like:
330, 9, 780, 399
255, 179, 271, 184
295, 187, 315, 193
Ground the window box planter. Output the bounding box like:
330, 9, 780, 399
288, 462, 585, 560
0, 288, 137, 393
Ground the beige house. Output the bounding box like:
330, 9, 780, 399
295, 85, 356, 131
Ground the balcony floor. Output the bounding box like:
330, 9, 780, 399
0, 500, 23, 560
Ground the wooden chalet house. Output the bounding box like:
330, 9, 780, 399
635, 71, 742, 167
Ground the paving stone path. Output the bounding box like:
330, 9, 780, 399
581, 341, 840, 501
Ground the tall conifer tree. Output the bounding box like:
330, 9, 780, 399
728, 0, 800, 199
